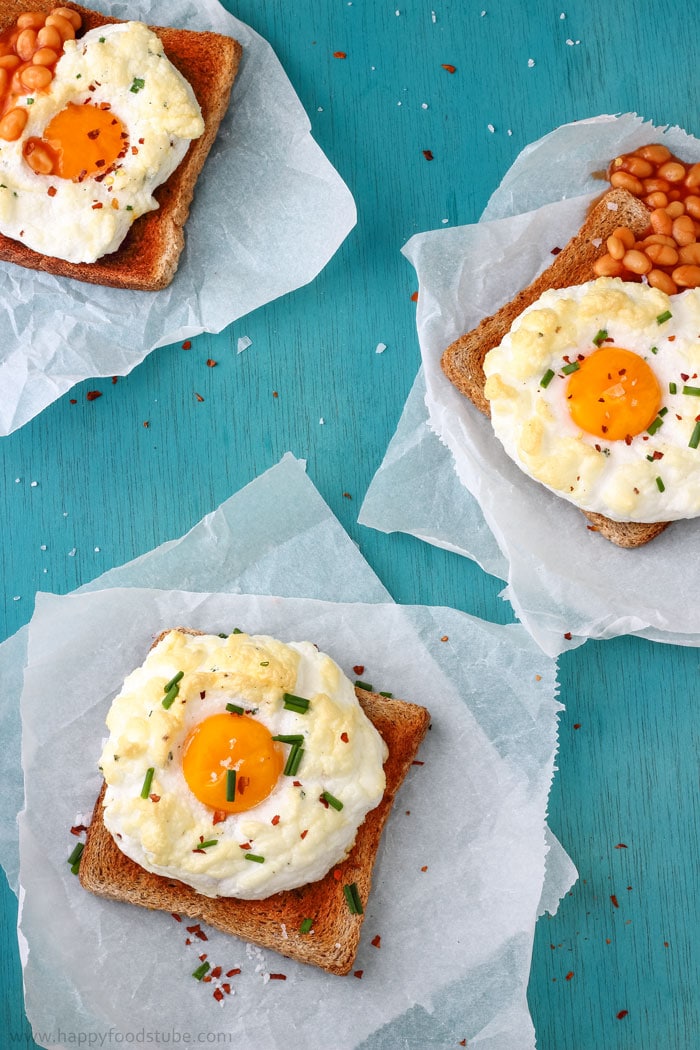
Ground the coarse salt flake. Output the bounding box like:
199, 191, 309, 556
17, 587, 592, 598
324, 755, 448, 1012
375, 342, 387, 354
237, 336, 252, 355
487, 123, 495, 133
30, 480, 38, 487
527, 58, 535, 67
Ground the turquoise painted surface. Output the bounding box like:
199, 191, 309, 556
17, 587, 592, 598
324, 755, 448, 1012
1, 1, 698, 1047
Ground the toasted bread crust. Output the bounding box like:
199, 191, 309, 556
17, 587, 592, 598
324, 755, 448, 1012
440, 188, 671, 547
0, 2, 242, 290
79, 630, 431, 975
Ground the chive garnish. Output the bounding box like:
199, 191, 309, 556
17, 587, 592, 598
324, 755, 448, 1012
354, 680, 373, 691
67, 842, 84, 872
162, 682, 179, 709
561, 361, 580, 375
647, 417, 664, 436
226, 769, 236, 802
192, 962, 210, 981
140, 767, 155, 799
669, 382, 677, 394
656, 310, 672, 324
321, 790, 344, 811
163, 670, 184, 693
272, 734, 304, 744
226, 702, 245, 715
299, 917, 314, 934
540, 368, 555, 388
283, 692, 310, 713
198, 839, 218, 850
683, 385, 700, 397
245, 853, 265, 863
379, 691, 393, 698
656, 476, 665, 492
284, 744, 304, 777
658, 407, 668, 417
592, 329, 608, 347
232, 628, 243, 634
218, 632, 227, 638
650, 345, 659, 355
130, 76, 145, 94
343, 882, 363, 915
689, 421, 700, 449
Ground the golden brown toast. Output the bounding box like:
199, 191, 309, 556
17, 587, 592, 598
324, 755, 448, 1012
441, 187, 670, 548
0, 1, 242, 290
78, 632, 431, 976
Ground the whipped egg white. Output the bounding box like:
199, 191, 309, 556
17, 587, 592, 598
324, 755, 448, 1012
99, 629, 388, 900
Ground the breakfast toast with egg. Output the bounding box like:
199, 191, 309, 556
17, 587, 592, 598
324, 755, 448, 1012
0, 1, 241, 290
441, 187, 670, 547
79, 629, 431, 976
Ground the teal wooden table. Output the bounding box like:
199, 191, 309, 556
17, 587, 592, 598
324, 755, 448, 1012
2, 1, 699, 1047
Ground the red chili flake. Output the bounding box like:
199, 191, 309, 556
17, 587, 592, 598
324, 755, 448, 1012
573, 723, 581, 730
238, 842, 252, 850
371, 935, 381, 948
535, 674, 542, 682
206, 359, 217, 367
422, 149, 434, 161
194, 392, 205, 402
272, 391, 279, 398
410, 290, 419, 302
293, 780, 302, 787
342, 491, 352, 499
86, 390, 102, 401
668, 335, 676, 342
319, 795, 329, 809
238, 777, 249, 794
340, 732, 349, 743
587, 524, 600, 532
353, 970, 363, 979
200, 690, 206, 699
149, 793, 160, 803
271, 814, 280, 826
615, 843, 628, 849
353, 665, 365, 675
664, 941, 669, 948
185, 938, 192, 945
459, 1042, 467, 1048
47, 186, 57, 197
100, 101, 111, 110
550, 246, 562, 255
420, 865, 428, 872
212, 988, 224, 1002
221, 983, 231, 994
211, 966, 222, 979
111, 376, 118, 385
616, 1010, 629, 1020
564, 631, 572, 640
440, 635, 449, 642
198, 953, 208, 962
196, 929, 208, 941
171, 913, 181, 922
681, 373, 690, 381
412, 760, 424, 766
226, 968, 241, 977
212, 810, 228, 825
131, 146, 139, 155
565, 971, 574, 981
70, 824, 89, 836
333, 50, 347, 58
192, 848, 206, 854
333, 869, 342, 881
69, 399, 77, 404
91, 202, 103, 209
441, 63, 456, 73
203, 975, 212, 983
610, 894, 619, 908
269, 973, 287, 980
138, 137, 145, 145
187, 924, 203, 935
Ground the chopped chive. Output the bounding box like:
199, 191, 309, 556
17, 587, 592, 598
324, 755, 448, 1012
647, 417, 664, 436
260, 660, 269, 667
232, 628, 243, 634
299, 917, 314, 934
683, 385, 700, 397
226, 769, 236, 802
669, 382, 677, 394
379, 691, 393, 698
284, 744, 304, 777
354, 680, 373, 691
192, 961, 210, 981
283, 692, 310, 713
650, 345, 659, 355
245, 853, 265, 863
67, 842, 84, 869
540, 368, 555, 388
656, 310, 672, 324
646, 454, 654, 462
689, 421, 700, 449
130, 76, 145, 94
343, 882, 363, 915
198, 839, 218, 849
162, 682, 179, 709
658, 407, 668, 417
561, 361, 581, 375
163, 670, 184, 693
226, 702, 245, 715
218, 632, 227, 638
272, 734, 304, 744
592, 329, 608, 347
656, 476, 665, 492
321, 790, 344, 811
140, 767, 155, 799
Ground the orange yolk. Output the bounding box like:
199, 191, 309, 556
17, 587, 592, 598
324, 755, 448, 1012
25, 102, 127, 181
182, 713, 284, 814
566, 346, 662, 441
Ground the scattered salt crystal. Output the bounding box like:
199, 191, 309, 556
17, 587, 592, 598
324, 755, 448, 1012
375, 342, 387, 354
14, 478, 20, 484
317, 106, 324, 112
237, 335, 252, 355
527, 58, 535, 67
560, 11, 566, 18
40, 545, 47, 551
30, 480, 38, 487
607, 201, 619, 211
481, 9, 486, 15
431, 10, 436, 23
591, 237, 602, 247
487, 123, 495, 133
421, 102, 428, 109
319, 417, 325, 425
442, 218, 449, 224
94, 546, 101, 553
395, 8, 400, 13
68, 548, 76, 557
280, 923, 288, 940
507, 129, 513, 136
13, 595, 20, 602
566, 38, 580, 45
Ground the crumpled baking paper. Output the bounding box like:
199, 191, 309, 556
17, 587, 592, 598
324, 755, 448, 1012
0, 0, 357, 435
360, 113, 700, 657
0, 453, 575, 1050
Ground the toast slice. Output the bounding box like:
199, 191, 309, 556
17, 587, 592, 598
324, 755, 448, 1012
0, 1, 242, 290
79, 635, 431, 975
441, 187, 670, 548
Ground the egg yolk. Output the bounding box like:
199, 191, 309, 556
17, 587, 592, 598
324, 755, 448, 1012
182, 713, 284, 814
23, 103, 127, 181
566, 346, 662, 441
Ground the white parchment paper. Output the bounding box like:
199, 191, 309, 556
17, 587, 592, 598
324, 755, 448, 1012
0, 454, 574, 1050
0, 0, 357, 434
360, 114, 700, 657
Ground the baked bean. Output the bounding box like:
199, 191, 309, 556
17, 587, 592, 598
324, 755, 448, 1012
622, 249, 652, 275
32, 46, 58, 66
635, 143, 672, 164
649, 208, 673, 236
20, 63, 52, 90
24, 140, 54, 174
612, 225, 635, 249
36, 24, 62, 50
11, 63, 30, 93
672, 214, 696, 246
645, 191, 668, 209
672, 264, 700, 288
647, 269, 678, 295
642, 234, 678, 248
45, 13, 75, 40
645, 243, 679, 267
642, 178, 670, 194
606, 234, 626, 260
15, 28, 37, 62
0, 105, 28, 140
666, 201, 685, 219
658, 161, 686, 183
16, 12, 46, 30
592, 253, 624, 278
51, 7, 82, 29
610, 170, 644, 195
620, 155, 653, 178
0, 55, 20, 70
678, 243, 700, 266
685, 163, 700, 190
685, 195, 700, 220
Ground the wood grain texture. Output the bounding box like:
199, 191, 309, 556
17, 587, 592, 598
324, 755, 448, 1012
1, 0, 699, 1047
